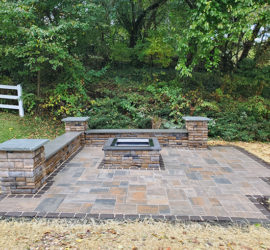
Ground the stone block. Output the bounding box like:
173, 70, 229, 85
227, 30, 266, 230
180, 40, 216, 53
7, 152, 35, 159
0, 171, 9, 177
0, 162, 14, 168
0, 152, 7, 159
9, 171, 25, 177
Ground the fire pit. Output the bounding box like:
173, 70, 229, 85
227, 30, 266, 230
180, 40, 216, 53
102, 138, 161, 169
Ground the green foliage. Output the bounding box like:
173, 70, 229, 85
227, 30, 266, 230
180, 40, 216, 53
137, 35, 175, 67
174, 0, 269, 75
42, 82, 90, 118
0, 0, 269, 143
231, 59, 270, 98
208, 96, 270, 142
22, 93, 40, 115
110, 43, 134, 64
88, 97, 151, 129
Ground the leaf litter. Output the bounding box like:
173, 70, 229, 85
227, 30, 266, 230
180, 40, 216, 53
0, 219, 269, 249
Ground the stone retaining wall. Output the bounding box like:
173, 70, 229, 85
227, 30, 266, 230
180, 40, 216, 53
85, 130, 189, 147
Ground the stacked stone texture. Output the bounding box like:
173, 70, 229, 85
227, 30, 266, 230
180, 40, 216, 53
185, 121, 208, 148
104, 150, 160, 169
0, 147, 46, 194
86, 132, 188, 147
64, 121, 88, 145
65, 121, 88, 132
44, 135, 81, 175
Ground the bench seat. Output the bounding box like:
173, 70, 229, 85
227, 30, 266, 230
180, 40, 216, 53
44, 132, 82, 160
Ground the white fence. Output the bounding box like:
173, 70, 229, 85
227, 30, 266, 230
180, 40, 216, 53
0, 84, 24, 117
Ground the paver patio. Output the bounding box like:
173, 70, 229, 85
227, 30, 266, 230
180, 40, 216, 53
0, 146, 270, 221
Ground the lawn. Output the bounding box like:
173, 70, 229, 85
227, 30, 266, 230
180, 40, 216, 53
0, 112, 64, 143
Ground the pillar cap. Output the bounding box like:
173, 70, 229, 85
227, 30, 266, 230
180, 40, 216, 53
61, 117, 89, 122
182, 116, 212, 122
0, 139, 49, 152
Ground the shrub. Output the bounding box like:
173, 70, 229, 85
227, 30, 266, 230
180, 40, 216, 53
208, 96, 270, 142
41, 82, 90, 118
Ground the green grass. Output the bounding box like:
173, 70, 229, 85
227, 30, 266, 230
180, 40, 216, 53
0, 112, 64, 143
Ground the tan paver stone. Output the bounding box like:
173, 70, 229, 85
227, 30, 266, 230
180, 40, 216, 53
129, 191, 146, 201
129, 185, 146, 192
137, 205, 159, 215
109, 187, 127, 195
57, 203, 82, 212
167, 189, 187, 200
190, 197, 205, 206
208, 197, 222, 206
147, 195, 169, 205
114, 204, 137, 214
79, 203, 93, 213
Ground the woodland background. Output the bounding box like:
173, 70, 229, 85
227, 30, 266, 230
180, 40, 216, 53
0, 0, 269, 141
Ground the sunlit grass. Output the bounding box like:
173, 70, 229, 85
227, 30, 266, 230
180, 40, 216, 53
0, 111, 64, 143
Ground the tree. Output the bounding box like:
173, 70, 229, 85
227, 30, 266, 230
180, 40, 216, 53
174, 0, 270, 75
114, 0, 168, 48
0, 0, 106, 95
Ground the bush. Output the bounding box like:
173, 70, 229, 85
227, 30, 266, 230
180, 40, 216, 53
41, 82, 90, 118
208, 96, 270, 142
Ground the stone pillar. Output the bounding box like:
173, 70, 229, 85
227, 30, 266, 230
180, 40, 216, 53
0, 139, 49, 194
61, 117, 89, 145
183, 116, 212, 148
62, 117, 89, 132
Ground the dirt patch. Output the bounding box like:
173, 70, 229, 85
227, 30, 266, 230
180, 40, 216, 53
0, 219, 269, 249
209, 140, 270, 164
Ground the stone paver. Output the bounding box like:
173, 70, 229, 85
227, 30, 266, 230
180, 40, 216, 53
0, 146, 270, 221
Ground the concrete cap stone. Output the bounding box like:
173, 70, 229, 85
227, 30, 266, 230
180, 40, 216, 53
182, 116, 212, 122
61, 117, 89, 122
86, 129, 188, 134
0, 139, 49, 152
103, 137, 161, 151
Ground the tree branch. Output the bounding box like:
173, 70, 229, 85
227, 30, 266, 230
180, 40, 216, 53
238, 23, 261, 64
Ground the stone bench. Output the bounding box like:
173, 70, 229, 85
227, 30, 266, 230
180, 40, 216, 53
44, 132, 82, 176
0, 132, 83, 194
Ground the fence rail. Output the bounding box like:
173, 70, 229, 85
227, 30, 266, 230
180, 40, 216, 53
0, 84, 24, 117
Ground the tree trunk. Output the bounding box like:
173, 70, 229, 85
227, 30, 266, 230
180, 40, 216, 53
127, 0, 168, 48
237, 23, 261, 65
37, 70, 41, 97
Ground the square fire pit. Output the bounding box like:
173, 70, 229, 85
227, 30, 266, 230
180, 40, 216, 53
102, 138, 161, 169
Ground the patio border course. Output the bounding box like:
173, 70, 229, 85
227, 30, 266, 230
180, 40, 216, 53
0, 212, 269, 225
247, 195, 270, 221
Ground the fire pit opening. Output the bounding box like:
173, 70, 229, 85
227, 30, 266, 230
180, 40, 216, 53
112, 138, 153, 147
